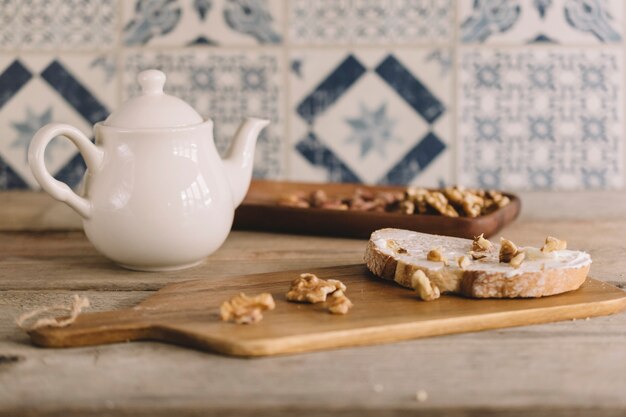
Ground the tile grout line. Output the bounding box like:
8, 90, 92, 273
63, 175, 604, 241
1, 1, 625, 192
623, 6, 626, 190
281, 0, 291, 180
451, 0, 459, 186
2, 43, 624, 55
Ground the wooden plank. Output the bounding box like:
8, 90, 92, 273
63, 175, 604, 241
1, 220, 625, 291
0, 231, 365, 290
27, 265, 626, 357
2, 292, 626, 416
3, 189, 626, 232
0, 191, 81, 231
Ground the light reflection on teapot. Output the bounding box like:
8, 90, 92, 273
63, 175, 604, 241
28, 69, 269, 271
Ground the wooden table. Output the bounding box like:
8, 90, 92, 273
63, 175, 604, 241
1, 217, 626, 416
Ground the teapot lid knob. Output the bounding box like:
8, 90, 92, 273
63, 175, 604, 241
138, 69, 166, 95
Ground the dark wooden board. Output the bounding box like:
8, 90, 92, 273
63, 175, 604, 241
29, 264, 626, 357
233, 180, 521, 238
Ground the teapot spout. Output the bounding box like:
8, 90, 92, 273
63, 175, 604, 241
223, 117, 270, 207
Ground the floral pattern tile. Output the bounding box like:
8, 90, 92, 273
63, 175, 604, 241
460, 0, 623, 44
122, 0, 284, 46
290, 0, 453, 45
289, 49, 452, 187
123, 50, 283, 178
0, 2, 626, 192
0, 54, 117, 189
0, 0, 117, 50
459, 48, 623, 190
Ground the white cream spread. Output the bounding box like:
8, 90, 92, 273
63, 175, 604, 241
375, 229, 591, 278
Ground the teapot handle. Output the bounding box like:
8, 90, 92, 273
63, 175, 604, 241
28, 124, 104, 219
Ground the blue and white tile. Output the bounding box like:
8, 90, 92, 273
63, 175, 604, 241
0, 0, 117, 50
460, 0, 623, 44
290, 0, 453, 45
459, 48, 623, 190
0, 54, 117, 189
290, 49, 452, 187
122, 0, 283, 46
123, 50, 283, 178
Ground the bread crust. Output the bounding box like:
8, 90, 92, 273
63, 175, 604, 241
364, 240, 589, 299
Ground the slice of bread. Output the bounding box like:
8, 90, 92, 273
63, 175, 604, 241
364, 228, 591, 300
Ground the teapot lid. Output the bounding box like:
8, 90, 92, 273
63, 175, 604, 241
103, 69, 203, 129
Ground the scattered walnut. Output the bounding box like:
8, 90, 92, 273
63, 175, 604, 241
457, 255, 471, 270
410, 270, 440, 301
220, 293, 275, 324
472, 233, 492, 252
541, 236, 567, 253
386, 239, 408, 254
327, 290, 353, 315
427, 248, 448, 265
499, 238, 519, 263
286, 273, 346, 303
510, 252, 525, 268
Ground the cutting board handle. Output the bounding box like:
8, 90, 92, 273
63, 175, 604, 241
28, 309, 154, 348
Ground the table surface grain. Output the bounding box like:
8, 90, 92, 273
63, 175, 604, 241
1, 218, 626, 416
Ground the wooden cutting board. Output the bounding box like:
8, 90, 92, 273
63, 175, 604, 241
29, 265, 626, 357
233, 180, 521, 239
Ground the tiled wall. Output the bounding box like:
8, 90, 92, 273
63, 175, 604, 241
0, 0, 623, 191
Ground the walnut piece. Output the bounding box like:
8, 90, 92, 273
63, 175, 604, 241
509, 252, 525, 268
444, 187, 484, 218
399, 200, 415, 215
410, 270, 440, 301
277, 186, 510, 217
541, 236, 567, 253
277, 193, 310, 208
310, 189, 328, 207
472, 233, 492, 252
488, 190, 511, 208
386, 239, 408, 254
469, 251, 488, 260
320, 201, 349, 210
424, 191, 459, 217
457, 255, 471, 270
327, 290, 353, 315
286, 273, 346, 303
220, 293, 275, 324
427, 248, 448, 265
499, 238, 519, 263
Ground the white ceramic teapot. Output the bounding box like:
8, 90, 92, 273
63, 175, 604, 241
28, 69, 269, 271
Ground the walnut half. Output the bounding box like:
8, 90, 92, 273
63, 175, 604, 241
327, 290, 353, 315
286, 273, 346, 303
220, 293, 276, 324
499, 238, 519, 263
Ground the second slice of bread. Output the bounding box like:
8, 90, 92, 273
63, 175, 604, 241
365, 229, 591, 300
